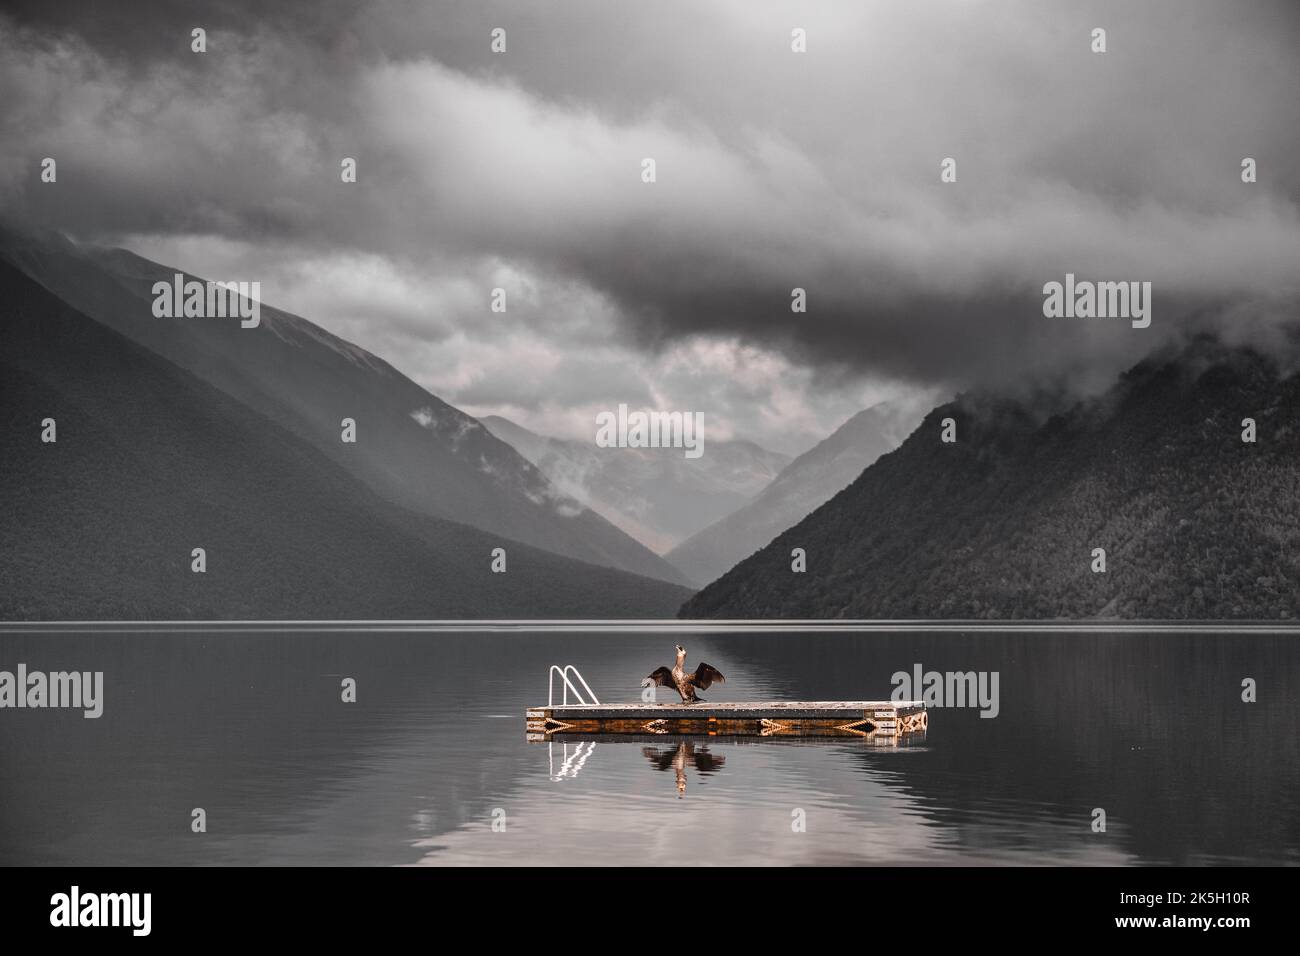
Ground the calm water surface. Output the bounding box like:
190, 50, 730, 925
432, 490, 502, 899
1, 631, 1296, 865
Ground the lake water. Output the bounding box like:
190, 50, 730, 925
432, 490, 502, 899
1, 630, 1297, 865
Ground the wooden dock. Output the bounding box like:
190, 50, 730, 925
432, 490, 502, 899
526, 700, 928, 741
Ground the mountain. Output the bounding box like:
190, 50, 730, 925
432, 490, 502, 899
681, 338, 1300, 619
0, 260, 693, 619
0, 226, 688, 586
665, 402, 920, 585
481, 414, 789, 555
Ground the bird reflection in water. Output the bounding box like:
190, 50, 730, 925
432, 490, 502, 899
642, 741, 726, 797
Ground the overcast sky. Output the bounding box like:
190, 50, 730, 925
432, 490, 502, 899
3, 0, 1298, 453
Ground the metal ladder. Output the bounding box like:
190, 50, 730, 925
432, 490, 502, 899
547, 664, 601, 706
546, 665, 600, 780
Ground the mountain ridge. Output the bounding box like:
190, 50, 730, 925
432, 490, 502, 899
0, 224, 689, 586
681, 337, 1300, 619
481, 413, 789, 558
0, 258, 693, 619
666, 401, 920, 585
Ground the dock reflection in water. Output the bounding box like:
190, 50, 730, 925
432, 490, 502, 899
549, 733, 918, 798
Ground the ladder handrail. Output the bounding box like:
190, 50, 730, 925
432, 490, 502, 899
549, 740, 597, 780
547, 664, 601, 706
563, 664, 600, 705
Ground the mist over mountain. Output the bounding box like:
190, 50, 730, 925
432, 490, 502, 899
682, 337, 1300, 620
0, 260, 693, 619
482, 414, 789, 556
666, 402, 923, 585
0, 226, 688, 587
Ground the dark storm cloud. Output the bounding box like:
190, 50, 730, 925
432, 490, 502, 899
2, 0, 1299, 398
0, 0, 365, 66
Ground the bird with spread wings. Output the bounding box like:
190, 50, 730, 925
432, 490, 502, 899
641, 644, 725, 703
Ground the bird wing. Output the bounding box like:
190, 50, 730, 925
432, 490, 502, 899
690, 747, 726, 773
642, 666, 675, 688
690, 662, 725, 690
641, 746, 677, 771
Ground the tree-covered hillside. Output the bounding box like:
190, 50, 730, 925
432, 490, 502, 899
682, 338, 1300, 620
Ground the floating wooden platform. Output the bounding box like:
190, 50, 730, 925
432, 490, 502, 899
526, 700, 927, 741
